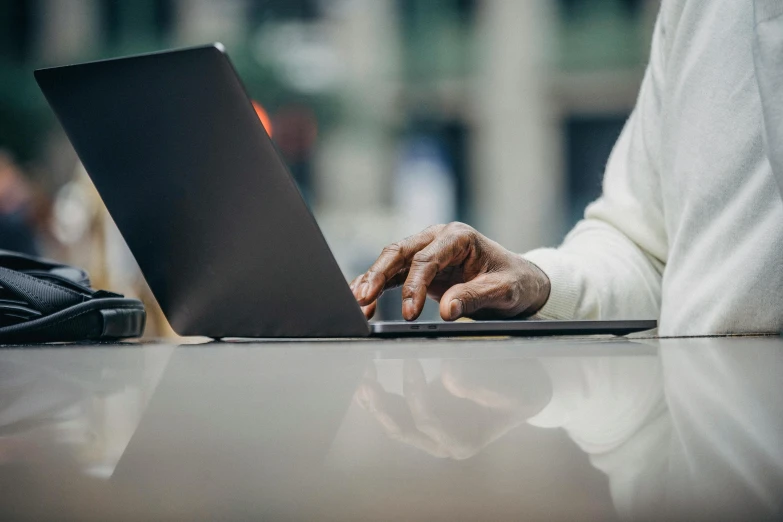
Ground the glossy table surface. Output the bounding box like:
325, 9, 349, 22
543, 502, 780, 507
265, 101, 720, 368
0, 334, 781, 521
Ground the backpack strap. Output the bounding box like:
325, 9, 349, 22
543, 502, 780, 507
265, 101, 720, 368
0, 256, 146, 344
0, 249, 90, 286
0, 298, 146, 344
0, 265, 88, 315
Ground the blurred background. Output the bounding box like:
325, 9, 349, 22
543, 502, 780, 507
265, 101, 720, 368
0, 0, 658, 334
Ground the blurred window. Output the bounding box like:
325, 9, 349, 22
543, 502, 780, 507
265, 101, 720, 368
564, 114, 627, 232
559, 0, 644, 20
99, 0, 175, 48
250, 0, 321, 23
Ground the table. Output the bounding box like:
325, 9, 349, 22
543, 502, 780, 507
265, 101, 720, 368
0, 334, 780, 521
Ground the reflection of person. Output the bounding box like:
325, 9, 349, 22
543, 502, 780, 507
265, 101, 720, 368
358, 341, 783, 520
351, 0, 783, 336
356, 358, 553, 460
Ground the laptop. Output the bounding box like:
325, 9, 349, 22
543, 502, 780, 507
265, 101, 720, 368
34, 44, 656, 338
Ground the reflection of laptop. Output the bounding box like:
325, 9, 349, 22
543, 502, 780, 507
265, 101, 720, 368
34, 44, 656, 338
110, 344, 370, 517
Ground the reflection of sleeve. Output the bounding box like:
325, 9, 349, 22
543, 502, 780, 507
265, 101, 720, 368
527, 357, 664, 454
527, 356, 670, 520
662, 343, 783, 518
523, 13, 668, 322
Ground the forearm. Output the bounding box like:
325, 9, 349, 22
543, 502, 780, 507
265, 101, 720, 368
524, 217, 663, 321
521, 10, 668, 322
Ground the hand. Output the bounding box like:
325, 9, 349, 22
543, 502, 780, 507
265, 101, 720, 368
355, 359, 552, 460
350, 222, 550, 321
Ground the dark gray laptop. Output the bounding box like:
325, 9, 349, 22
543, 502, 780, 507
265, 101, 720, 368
34, 44, 656, 338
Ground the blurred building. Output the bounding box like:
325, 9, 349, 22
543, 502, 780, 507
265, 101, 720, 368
0, 0, 658, 326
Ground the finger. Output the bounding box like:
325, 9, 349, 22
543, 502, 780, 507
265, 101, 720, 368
442, 359, 553, 417
356, 363, 448, 456
369, 269, 410, 299
354, 380, 405, 434
349, 275, 364, 301
355, 378, 447, 457
438, 273, 518, 321
361, 301, 377, 319
400, 230, 473, 321
355, 225, 444, 306
354, 272, 407, 319
403, 360, 449, 446
441, 359, 516, 410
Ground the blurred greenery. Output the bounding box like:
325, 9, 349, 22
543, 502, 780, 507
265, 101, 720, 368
0, 60, 50, 164
557, 0, 649, 70
0, 0, 653, 180
399, 0, 476, 85
0, 0, 347, 165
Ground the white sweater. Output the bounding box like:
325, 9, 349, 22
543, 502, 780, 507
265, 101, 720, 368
524, 0, 783, 336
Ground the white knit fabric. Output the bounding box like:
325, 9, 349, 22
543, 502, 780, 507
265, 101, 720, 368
524, 0, 783, 336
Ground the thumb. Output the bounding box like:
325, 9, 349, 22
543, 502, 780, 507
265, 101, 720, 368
439, 275, 499, 321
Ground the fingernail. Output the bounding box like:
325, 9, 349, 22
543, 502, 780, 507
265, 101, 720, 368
402, 298, 415, 320
449, 299, 463, 320
360, 282, 369, 300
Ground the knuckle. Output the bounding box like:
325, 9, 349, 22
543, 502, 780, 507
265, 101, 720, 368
411, 251, 433, 265
401, 284, 419, 299
503, 284, 521, 306
446, 221, 474, 236
444, 221, 462, 232
462, 287, 481, 302
459, 288, 483, 311
381, 243, 403, 258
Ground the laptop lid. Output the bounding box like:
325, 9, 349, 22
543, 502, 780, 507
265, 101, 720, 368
35, 44, 370, 338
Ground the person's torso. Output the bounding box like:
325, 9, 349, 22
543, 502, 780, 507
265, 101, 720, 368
657, 0, 783, 335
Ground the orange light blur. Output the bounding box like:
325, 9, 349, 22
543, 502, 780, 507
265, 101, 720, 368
252, 100, 273, 137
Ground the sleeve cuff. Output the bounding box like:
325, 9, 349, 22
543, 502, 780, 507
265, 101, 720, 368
525, 358, 584, 428
522, 248, 581, 320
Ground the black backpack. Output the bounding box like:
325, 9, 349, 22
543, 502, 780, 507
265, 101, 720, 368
0, 250, 146, 344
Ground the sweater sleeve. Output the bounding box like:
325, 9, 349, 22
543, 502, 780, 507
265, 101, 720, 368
523, 13, 669, 321
753, 0, 783, 200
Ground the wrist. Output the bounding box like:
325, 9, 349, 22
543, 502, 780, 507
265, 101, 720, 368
522, 258, 551, 315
